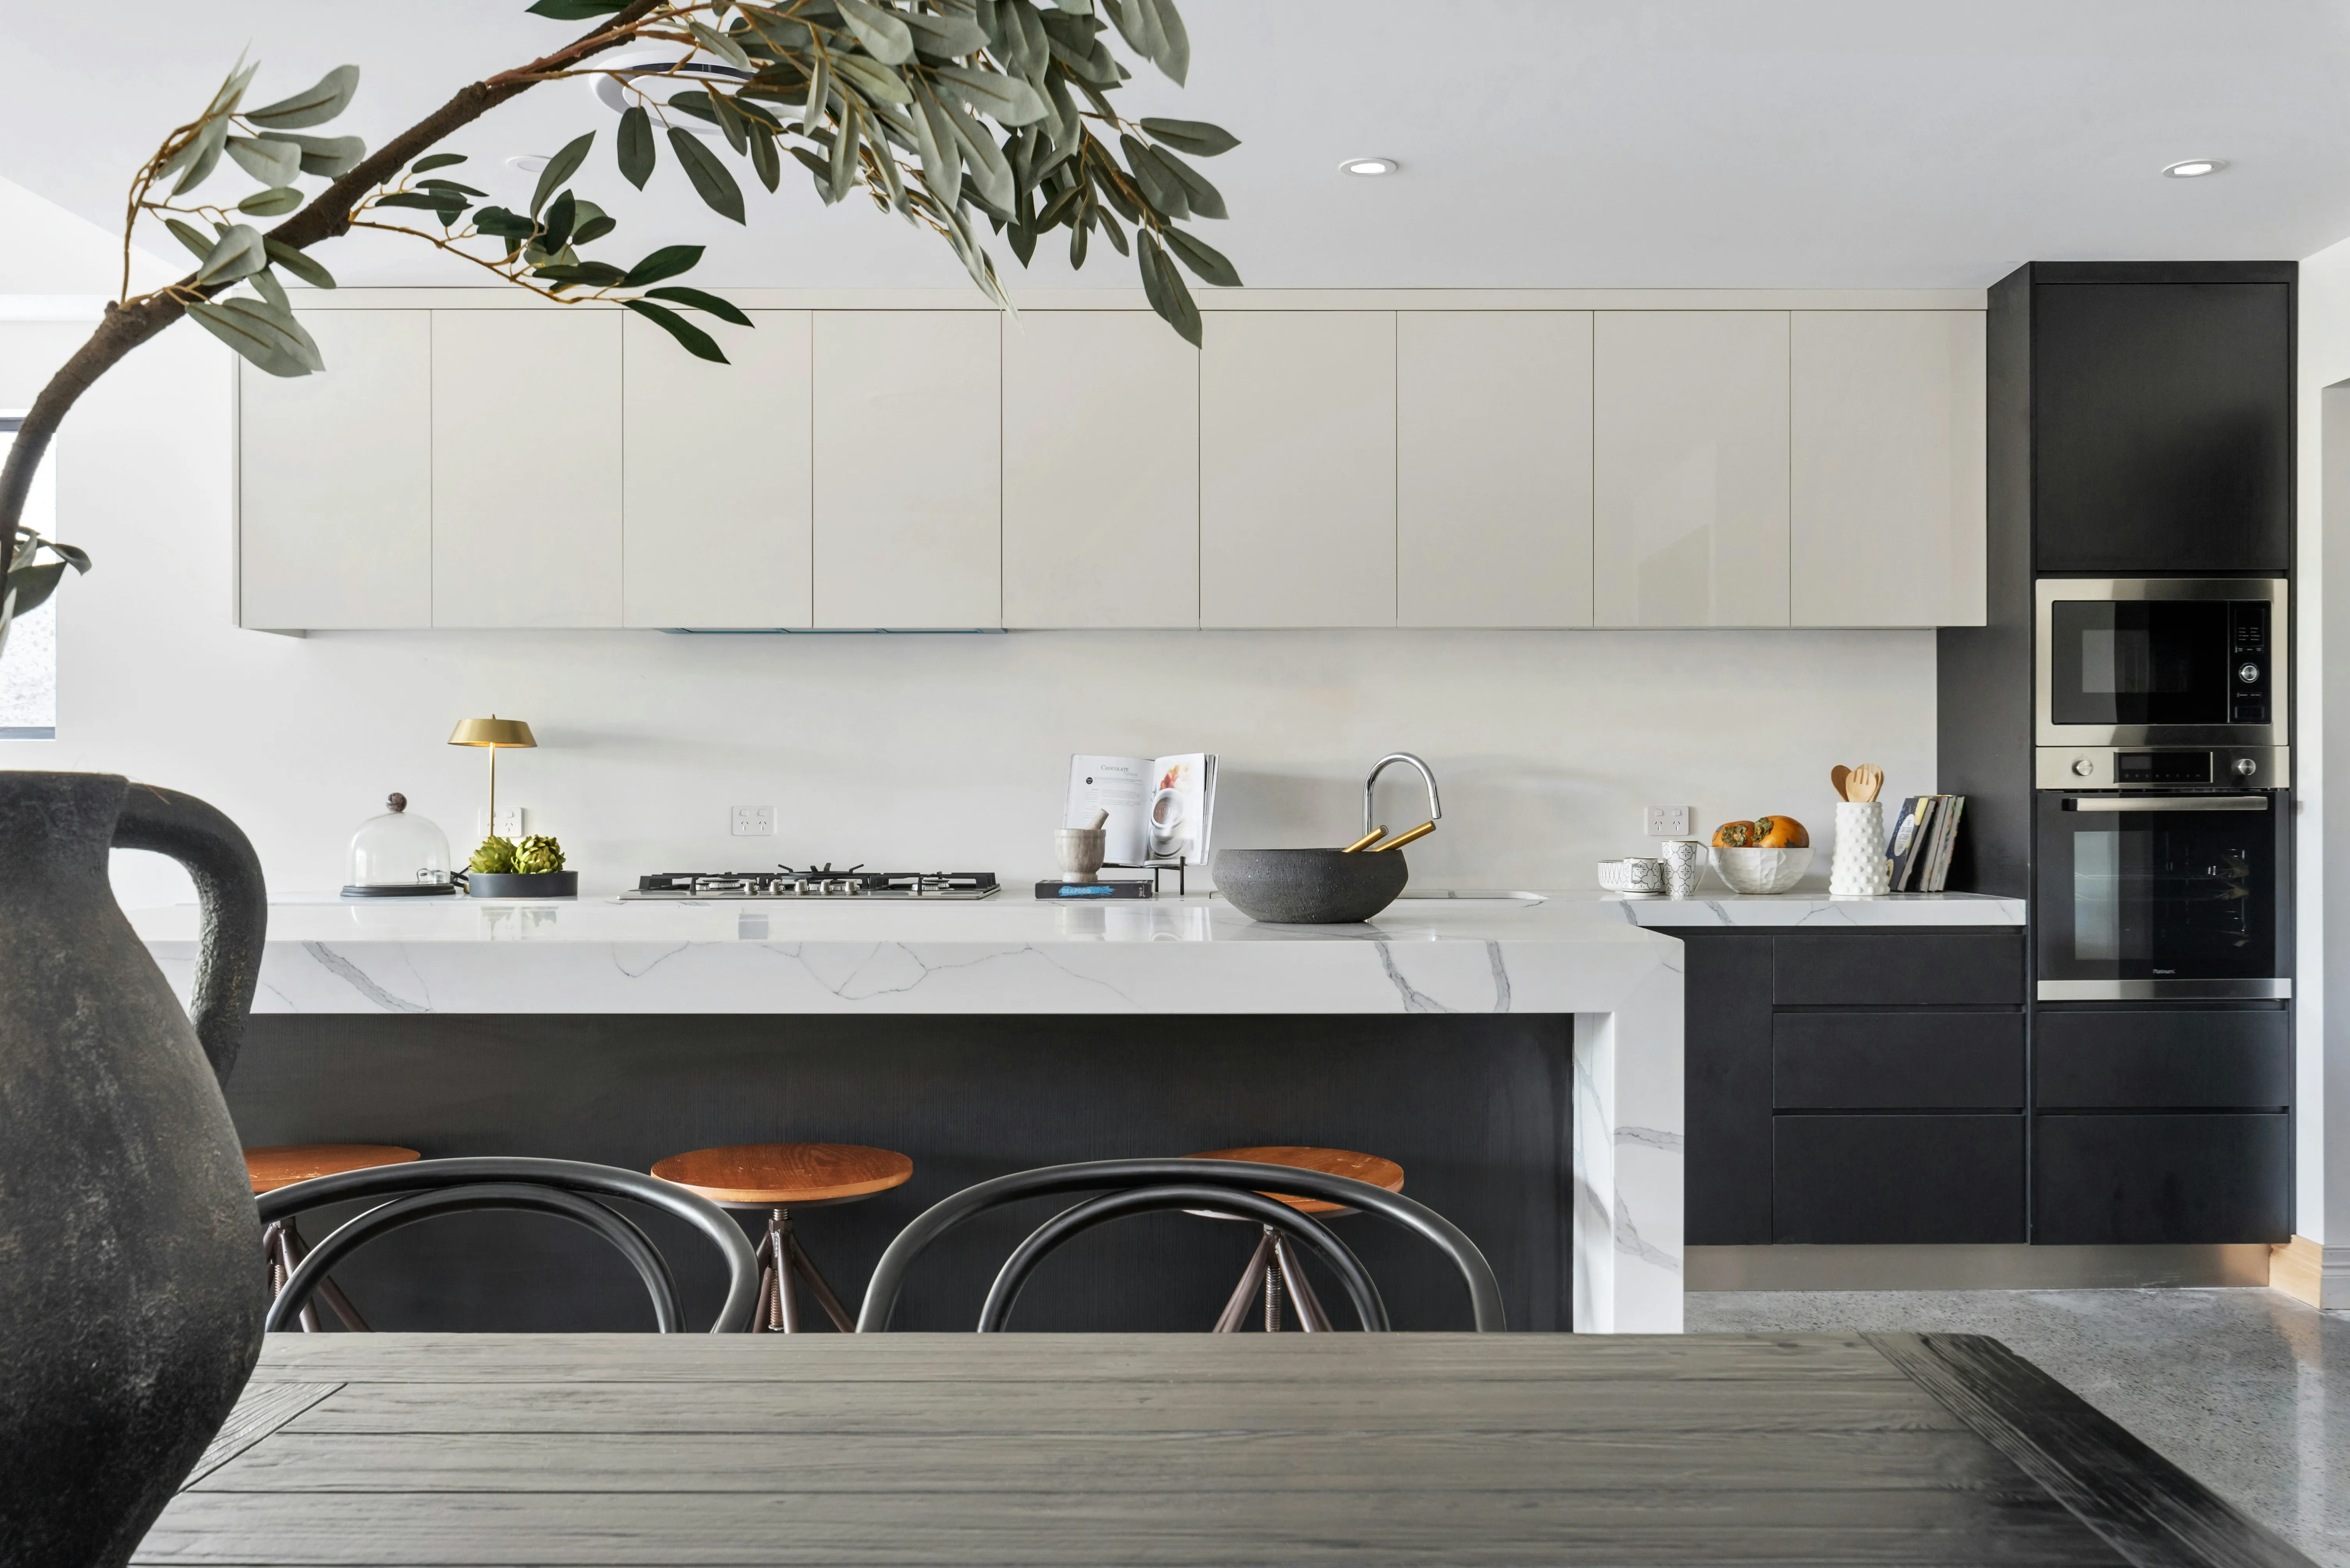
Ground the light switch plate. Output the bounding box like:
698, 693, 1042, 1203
732, 804, 775, 837
479, 807, 524, 840
1644, 805, 1693, 838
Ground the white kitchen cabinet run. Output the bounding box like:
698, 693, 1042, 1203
1399, 311, 1594, 628
1002, 312, 1199, 628
238, 310, 432, 629
1594, 311, 1792, 628
813, 310, 1001, 629
623, 309, 813, 629
1790, 311, 1987, 627
432, 311, 625, 627
1200, 311, 1396, 628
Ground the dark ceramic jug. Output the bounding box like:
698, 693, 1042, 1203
0, 772, 268, 1568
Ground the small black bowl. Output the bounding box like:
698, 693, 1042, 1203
1211, 847, 1408, 924
463, 870, 579, 899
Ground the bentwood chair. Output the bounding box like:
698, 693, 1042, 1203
244, 1143, 421, 1332
857, 1158, 1505, 1333
1187, 1145, 1406, 1333
255, 1156, 761, 1333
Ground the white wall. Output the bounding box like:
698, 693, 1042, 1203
0, 183, 1939, 914
2304, 231, 2350, 1270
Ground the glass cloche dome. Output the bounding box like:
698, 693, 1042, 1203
342, 794, 456, 897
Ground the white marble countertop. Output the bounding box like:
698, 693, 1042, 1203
1599, 891, 2026, 927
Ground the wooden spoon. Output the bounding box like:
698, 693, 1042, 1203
1831, 765, 1851, 802
1851, 764, 1884, 804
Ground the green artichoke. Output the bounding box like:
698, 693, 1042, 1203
513, 834, 566, 875
468, 836, 517, 874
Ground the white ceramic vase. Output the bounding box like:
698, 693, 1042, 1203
1829, 801, 1889, 895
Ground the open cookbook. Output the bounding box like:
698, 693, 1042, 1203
1065, 754, 1218, 865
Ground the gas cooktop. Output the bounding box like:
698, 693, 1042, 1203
621, 866, 1000, 900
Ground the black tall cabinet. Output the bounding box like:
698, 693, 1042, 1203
1934, 260, 2296, 1247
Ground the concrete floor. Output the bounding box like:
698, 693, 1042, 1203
1690, 1288, 2350, 1567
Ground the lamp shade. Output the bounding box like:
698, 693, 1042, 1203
448, 717, 536, 749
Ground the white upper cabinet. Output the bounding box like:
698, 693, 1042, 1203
1593, 311, 1790, 628
239, 310, 432, 629
623, 310, 812, 629
813, 310, 1001, 629
1398, 311, 1594, 628
1790, 311, 1987, 627
432, 311, 624, 627
1200, 311, 1396, 628
1003, 312, 1199, 628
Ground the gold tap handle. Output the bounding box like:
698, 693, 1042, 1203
1340, 826, 1387, 854
1370, 820, 1436, 852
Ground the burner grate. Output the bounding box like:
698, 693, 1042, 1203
623, 868, 999, 900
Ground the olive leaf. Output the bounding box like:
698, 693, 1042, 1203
1136, 230, 1199, 345
279, 133, 366, 178
687, 19, 754, 69
236, 186, 303, 216
932, 64, 1048, 126
1138, 117, 1237, 156
411, 152, 468, 173
186, 297, 323, 377
262, 237, 336, 289
901, 7, 991, 58
834, 0, 916, 64
668, 127, 746, 222
623, 298, 728, 364
193, 224, 267, 286
1163, 225, 1239, 287
224, 134, 302, 186
245, 64, 360, 130
621, 244, 705, 286
531, 132, 595, 217
618, 106, 657, 188
645, 286, 753, 326
831, 53, 913, 106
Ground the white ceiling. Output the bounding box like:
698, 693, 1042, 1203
9, 1, 2350, 292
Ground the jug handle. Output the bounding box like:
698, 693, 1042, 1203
114, 783, 268, 1086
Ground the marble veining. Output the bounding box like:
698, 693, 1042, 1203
1599, 891, 2026, 927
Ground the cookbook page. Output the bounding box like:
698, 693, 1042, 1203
1145, 753, 1216, 863
1067, 755, 1153, 865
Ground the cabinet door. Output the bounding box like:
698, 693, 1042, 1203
239, 310, 432, 629
1398, 312, 1592, 627
1593, 311, 1789, 627
1682, 933, 1775, 1246
2033, 282, 2291, 575
813, 310, 1000, 629
1200, 311, 1395, 627
623, 310, 811, 629
432, 311, 623, 627
2033, 1113, 2289, 1243
1774, 1114, 2025, 1243
1003, 312, 1197, 627
1790, 311, 1985, 627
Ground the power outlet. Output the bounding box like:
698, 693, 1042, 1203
732, 804, 775, 837
478, 807, 524, 840
1644, 805, 1693, 839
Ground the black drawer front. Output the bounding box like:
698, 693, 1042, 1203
1773, 933, 2025, 1007
1774, 1013, 2025, 1111
1773, 1115, 2026, 1244
2034, 1113, 2290, 1244
2035, 1010, 2291, 1109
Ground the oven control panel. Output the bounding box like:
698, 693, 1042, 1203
2229, 601, 2271, 724
2036, 745, 2289, 790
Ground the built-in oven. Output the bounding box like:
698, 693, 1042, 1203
2032, 748, 2291, 1001
2036, 578, 2286, 751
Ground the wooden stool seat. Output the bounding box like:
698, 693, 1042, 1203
650, 1142, 913, 1207
1187, 1145, 1405, 1215
652, 1143, 914, 1335
245, 1143, 421, 1196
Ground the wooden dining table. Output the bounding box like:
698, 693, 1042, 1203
140, 1331, 2309, 1566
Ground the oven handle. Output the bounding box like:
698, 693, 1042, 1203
2063, 795, 2269, 813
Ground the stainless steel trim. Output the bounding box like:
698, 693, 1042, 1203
2035, 745, 2289, 789
2033, 577, 2287, 748
1687, 1244, 2274, 1293
2064, 795, 2269, 813
2038, 978, 2293, 1000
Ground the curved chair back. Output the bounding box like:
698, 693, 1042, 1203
254, 1156, 761, 1333
859, 1158, 1507, 1332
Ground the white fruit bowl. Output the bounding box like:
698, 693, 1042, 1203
1710, 845, 1812, 895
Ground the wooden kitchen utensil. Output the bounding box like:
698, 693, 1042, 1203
1831, 765, 1852, 802
1340, 826, 1387, 854
1371, 820, 1436, 852
1850, 765, 1883, 803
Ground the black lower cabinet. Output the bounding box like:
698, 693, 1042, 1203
2033, 1113, 2290, 1244
1774, 1115, 2026, 1244
1685, 935, 1774, 1245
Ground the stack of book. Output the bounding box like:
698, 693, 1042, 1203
1883, 795, 1966, 891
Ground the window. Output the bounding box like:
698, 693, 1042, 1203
0, 417, 58, 740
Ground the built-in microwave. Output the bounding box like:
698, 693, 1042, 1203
2035, 578, 2286, 749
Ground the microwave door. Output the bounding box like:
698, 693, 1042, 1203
2047, 600, 2229, 727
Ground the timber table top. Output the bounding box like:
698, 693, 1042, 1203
142, 1331, 2309, 1567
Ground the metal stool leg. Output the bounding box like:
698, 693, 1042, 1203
263, 1219, 322, 1333
1213, 1228, 1277, 1333
275, 1219, 373, 1332
1272, 1234, 1331, 1333
781, 1219, 857, 1334
749, 1208, 801, 1332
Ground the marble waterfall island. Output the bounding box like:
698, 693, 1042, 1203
134, 893, 1682, 1333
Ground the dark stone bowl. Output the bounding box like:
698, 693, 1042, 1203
1211, 848, 1409, 924
463, 870, 579, 899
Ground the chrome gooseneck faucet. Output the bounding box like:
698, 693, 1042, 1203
1363, 753, 1443, 838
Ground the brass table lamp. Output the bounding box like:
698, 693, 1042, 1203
448, 716, 536, 835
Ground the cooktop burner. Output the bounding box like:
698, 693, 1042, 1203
622, 866, 1000, 900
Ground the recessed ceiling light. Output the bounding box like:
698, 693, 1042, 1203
2162, 158, 2228, 179
1340, 157, 1399, 177
507, 154, 549, 173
